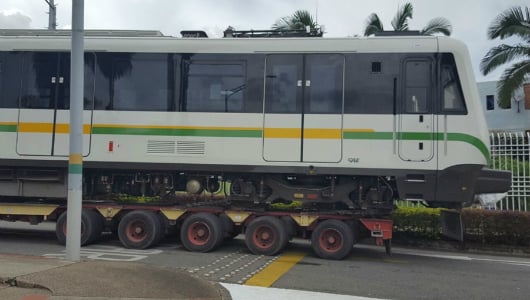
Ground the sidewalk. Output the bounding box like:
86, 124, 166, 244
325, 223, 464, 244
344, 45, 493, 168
0, 254, 230, 300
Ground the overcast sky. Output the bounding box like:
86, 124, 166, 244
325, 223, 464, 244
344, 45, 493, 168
0, 0, 527, 82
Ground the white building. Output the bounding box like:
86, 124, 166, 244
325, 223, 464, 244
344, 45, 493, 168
477, 81, 530, 132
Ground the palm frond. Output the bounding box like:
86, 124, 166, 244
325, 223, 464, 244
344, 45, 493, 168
364, 13, 384, 36
488, 6, 530, 41
496, 60, 530, 108
480, 44, 530, 75
272, 10, 318, 31
272, 16, 292, 30
420, 17, 452, 36
391, 2, 413, 31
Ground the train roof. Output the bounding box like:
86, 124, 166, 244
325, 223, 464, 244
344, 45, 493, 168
0, 29, 467, 55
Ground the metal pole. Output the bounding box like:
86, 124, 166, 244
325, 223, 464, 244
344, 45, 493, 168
44, 0, 57, 30
65, 0, 84, 262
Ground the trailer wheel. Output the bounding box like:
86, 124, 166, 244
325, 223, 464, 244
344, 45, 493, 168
118, 210, 161, 249
55, 209, 104, 246
180, 213, 224, 252
156, 213, 169, 243
311, 219, 354, 260
219, 213, 238, 240
245, 216, 288, 256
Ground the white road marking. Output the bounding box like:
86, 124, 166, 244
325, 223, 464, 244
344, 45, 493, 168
43, 246, 162, 262
221, 283, 389, 300
393, 248, 530, 266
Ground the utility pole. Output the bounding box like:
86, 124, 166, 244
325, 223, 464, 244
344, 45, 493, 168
66, 0, 84, 262
44, 0, 57, 30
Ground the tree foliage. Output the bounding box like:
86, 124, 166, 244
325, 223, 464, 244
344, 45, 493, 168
480, 6, 530, 108
272, 10, 319, 31
363, 2, 452, 36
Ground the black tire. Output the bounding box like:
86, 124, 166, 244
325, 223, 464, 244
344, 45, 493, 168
311, 219, 354, 260
156, 213, 169, 243
219, 213, 237, 240
55, 209, 104, 246
245, 216, 288, 256
180, 213, 224, 252
117, 210, 161, 249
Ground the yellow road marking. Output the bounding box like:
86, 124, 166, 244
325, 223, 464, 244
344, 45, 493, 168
244, 252, 305, 287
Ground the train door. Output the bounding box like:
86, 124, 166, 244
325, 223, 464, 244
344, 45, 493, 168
263, 54, 344, 163
398, 58, 435, 162
16, 52, 94, 156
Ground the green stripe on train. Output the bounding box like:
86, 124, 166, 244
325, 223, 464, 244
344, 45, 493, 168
0, 124, 17, 132
91, 127, 263, 138
343, 131, 489, 161
0, 125, 489, 161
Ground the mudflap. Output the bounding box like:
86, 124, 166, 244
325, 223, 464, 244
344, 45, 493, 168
359, 219, 393, 256
440, 210, 463, 241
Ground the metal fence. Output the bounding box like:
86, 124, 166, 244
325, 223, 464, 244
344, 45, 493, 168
489, 132, 530, 212
396, 132, 530, 211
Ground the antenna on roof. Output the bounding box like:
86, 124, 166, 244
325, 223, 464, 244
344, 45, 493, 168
223, 26, 322, 38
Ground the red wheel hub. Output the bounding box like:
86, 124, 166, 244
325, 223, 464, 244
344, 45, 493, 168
126, 220, 147, 243
319, 228, 343, 253
252, 225, 275, 250
188, 222, 211, 246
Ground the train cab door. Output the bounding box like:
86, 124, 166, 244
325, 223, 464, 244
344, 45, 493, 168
263, 54, 344, 163
17, 52, 94, 157
398, 58, 435, 162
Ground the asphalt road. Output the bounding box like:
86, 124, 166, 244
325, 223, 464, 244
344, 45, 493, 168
1, 221, 529, 300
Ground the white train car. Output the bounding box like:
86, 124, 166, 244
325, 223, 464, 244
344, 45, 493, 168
0, 30, 511, 258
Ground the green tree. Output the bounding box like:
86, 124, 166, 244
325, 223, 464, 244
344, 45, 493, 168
364, 2, 452, 36
480, 6, 530, 108
272, 10, 319, 31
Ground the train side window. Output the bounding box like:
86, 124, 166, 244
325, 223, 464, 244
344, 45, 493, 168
404, 60, 431, 114
306, 54, 343, 114
19, 52, 58, 109
344, 54, 397, 114
0, 53, 20, 108
440, 54, 467, 114
182, 62, 245, 112
111, 54, 172, 111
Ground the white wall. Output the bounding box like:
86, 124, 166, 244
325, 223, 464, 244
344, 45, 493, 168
477, 81, 529, 132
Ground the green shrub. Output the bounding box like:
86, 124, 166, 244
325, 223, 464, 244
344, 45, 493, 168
392, 206, 530, 246
392, 207, 442, 240
462, 209, 530, 246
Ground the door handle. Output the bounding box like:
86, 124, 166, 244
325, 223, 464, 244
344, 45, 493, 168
297, 80, 302, 87
51, 76, 56, 83
306, 80, 311, 87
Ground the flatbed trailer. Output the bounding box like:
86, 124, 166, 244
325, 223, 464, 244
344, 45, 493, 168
0, 201, 392, 260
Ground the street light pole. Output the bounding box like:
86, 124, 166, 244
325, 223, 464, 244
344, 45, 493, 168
44, 0, 57, 30
65, 0, 84, 262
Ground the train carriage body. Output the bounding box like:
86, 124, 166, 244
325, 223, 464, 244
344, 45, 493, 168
0, 31, 510, 210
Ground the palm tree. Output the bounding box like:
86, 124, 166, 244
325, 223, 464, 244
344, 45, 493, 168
480, 6, 530, 108
272, 10, 319, 31
364, 2, 452, 36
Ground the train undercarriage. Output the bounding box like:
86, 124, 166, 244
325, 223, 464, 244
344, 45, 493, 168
0, 166, 401, 259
